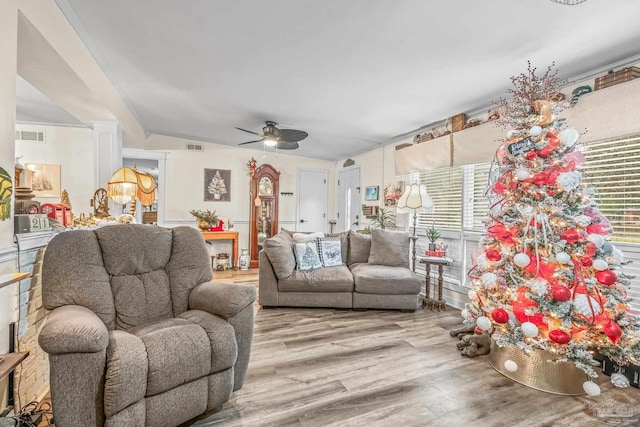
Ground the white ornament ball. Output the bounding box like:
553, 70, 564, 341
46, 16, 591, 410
612, 248, 624, 263
557, 172, 582, 191
611, 373, 630, 388
481, 272, 497, 288
574, 294, 602, 318
587, 234, 604, 248
504, 359, 518, 373
521, 321, 539, 337
575, 215, 592, 227
529, 126, 543, 137
592, 259, 608, 271
583, 381, 601, 397
476, 316, 492, 331
476, 254, 490, 269
515, 169, 530, 181
513, 253, 531, 268
468, 289, 477, 300
556, 252, 571, 264
559, 128, 579, 148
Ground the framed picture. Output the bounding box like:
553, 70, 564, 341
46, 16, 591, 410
384, 181, 405, 206
25, 163, 61, 198
204, 169, 231, 201
364, 186, 379, 201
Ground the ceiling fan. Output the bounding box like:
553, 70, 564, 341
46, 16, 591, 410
236, 121, 308, 150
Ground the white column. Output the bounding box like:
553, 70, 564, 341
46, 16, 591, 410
0, 0, 18, 398
93, 121, 123, 214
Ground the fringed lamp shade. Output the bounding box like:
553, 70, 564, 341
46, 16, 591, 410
107, 167, 137, 205
135, 170, 157, 207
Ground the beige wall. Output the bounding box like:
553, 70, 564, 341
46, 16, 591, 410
16, 124, 94, 214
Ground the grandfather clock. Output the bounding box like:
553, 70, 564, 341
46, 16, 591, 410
249, 164, 280, 267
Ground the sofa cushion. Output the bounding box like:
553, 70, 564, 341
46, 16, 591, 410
347, 230, 371, 266
294, 242, 323, 271
351, 263, 421, 295
368, 229, 410, 268
278, 265, 354, 292
263, 231, 295, 279
131, 318, 211, 396
111, 270, 173, 330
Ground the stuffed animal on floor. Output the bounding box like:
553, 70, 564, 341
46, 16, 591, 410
456, 331, 491, 357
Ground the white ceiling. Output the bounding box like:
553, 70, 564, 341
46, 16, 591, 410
16, 0, 640, 160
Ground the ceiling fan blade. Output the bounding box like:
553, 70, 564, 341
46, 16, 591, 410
278, 129, 308, 142
238, 139, 263, 145
277, 141, 299, 150
235, 127, 261, 136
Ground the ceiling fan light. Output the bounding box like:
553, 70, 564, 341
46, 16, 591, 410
264, 138, 278, 147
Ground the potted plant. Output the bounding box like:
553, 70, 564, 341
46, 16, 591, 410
371, 207, 395, 230
189, 209, 219, 230
426, 221, 441, 251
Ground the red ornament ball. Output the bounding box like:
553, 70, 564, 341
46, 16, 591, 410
486, 249, 502, 262
585, 242, 597, 257
491, 308, 510, 324
581, 257, 593, 267
551, 285, 572, 302
532, 172, 549, 186
596, 270, 617, 286
603, 319, 622, 344
549, 329, 571, 344
526, 150, 537, 160
474, 326, 484, 335
561, 229, 581, 244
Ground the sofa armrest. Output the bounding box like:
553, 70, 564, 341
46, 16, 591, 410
189, 281, 256, 319
39, 305, 109, 354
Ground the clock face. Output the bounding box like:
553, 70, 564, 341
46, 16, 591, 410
27, 204, 39, 214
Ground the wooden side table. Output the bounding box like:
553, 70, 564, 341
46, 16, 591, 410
420, 256, 453, 311
201, 231, 239, 268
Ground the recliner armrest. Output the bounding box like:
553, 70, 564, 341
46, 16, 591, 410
39, 305, 109, 354
189, 281, 256, 318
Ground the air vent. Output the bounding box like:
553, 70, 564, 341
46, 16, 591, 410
15, 130, 46, 142
186, 143, 203, 151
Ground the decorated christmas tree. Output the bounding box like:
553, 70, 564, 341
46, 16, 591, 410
464, 63, 640, 395
208, 171, 228, 198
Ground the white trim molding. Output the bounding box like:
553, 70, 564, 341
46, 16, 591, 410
0, 245, 18, 263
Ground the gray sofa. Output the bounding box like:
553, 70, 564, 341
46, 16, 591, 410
259, 229, 422, 310
38, 224, 256, 427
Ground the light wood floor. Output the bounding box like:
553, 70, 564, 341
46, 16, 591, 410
187, 269, 640, 427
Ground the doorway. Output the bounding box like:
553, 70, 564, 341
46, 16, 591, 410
297, 169, 328, 232
337, 167, 360, 232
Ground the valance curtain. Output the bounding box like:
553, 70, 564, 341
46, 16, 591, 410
395, 78, 640, 175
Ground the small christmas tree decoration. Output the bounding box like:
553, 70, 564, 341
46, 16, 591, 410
465, 62, 640, 395
208, 171, 228, 200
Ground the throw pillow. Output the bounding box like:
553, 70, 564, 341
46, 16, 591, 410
316, 237, 342, 267
326, 231, 348, 264
263, 231, 296, 279
294, 242, 323, 271
293, 232, 325, 243
347, 230, 371, 266
368, 229, 410, 268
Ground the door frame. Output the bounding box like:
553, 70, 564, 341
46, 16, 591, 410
122, 148, 166, 226
336, 166, 361, 232
296, 168, 329, 232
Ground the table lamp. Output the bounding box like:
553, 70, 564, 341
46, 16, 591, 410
107, 166, 156, 216
397, 183, 434, 271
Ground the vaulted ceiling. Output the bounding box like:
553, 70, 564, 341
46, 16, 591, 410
16, 0, 640, 160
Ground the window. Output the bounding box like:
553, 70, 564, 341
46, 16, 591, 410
417, 167, 463, 230
581, 134, 640, 244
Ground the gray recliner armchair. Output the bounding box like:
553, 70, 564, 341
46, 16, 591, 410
38, 224, 256, 427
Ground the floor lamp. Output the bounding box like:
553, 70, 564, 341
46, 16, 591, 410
397, 183, 434, 271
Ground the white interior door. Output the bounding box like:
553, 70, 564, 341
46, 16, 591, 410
337, 168, 361, 232
297, 169, 328, 232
